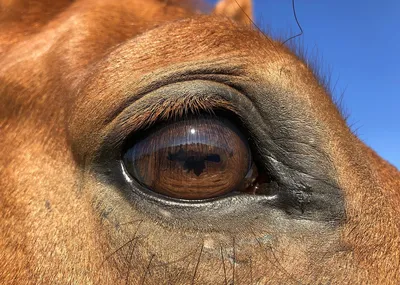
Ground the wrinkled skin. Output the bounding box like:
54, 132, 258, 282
1, 0, 399, 284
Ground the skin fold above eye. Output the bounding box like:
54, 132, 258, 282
123, 116, 256, 200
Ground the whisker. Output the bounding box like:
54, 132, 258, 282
232, 0, 283, 60
220, 245, 228, 285
282, 0, 304, 45
125, 238, 139, 284
249, 227, 301, 284
140, 254, 155, 285
250, 256, 253, 285
101, 220, 143, 267
232, 236, 236, 285
101, 237, 136, 267
191, 243, 204, 285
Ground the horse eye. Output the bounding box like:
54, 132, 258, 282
122, 116, 257, 200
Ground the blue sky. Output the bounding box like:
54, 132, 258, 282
208, 0, 399, 168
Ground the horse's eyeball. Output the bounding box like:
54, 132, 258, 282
122, 116, 256, 200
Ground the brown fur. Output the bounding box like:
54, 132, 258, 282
1, 0, 399, 284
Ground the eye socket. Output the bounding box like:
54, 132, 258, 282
122, 116, 258, 200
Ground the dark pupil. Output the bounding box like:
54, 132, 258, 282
168, 148, 221, 176
123, 116, 251, 200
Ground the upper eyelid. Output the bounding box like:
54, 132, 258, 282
101, 80, 242, 151
69, 67, 254, 163
117, 92, 232, 133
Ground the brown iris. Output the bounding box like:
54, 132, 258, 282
123, 117, 253, 200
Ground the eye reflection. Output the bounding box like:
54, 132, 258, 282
167, 148, 221, 176
123, 116, 255, 200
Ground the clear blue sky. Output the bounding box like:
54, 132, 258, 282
208, 0, 399, 169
